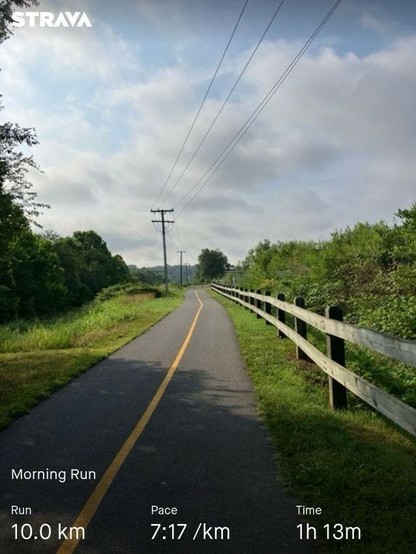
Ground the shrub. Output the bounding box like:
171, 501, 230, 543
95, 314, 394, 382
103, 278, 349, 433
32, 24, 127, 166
94, 283, 160, 302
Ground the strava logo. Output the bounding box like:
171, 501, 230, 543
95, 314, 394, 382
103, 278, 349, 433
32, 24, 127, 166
12, 11, 92, 28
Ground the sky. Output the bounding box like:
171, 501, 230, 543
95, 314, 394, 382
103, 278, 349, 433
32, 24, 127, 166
1, 0, 416, 268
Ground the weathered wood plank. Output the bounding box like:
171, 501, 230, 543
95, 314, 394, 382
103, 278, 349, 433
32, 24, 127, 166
326, 305, 348, 410
278, 322, 416, 438
213, 284, 416, 366
211, 284, 416, 437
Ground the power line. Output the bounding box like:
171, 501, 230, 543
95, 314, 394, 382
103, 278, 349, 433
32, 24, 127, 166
151, 0, 250, 210
175, 0, 344, 217
175, 0, 344, 215
160, 0, 287, 208
174, 220, 185, 251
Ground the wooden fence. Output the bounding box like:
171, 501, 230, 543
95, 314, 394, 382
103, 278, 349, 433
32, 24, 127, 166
211, 283, 416, 438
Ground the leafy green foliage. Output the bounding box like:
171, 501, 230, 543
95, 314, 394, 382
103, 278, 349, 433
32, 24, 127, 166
10, 231, 67, 318
0, 228, 132, 322
238, 204, 416, 338
49, 230, 132, 307
128, 265, 164, 285
0, 1, 39, 43
0, 192, 29, 319
197, 248, 229, 281
0, 122, 47, 221
1, 2, 46, 222
213, 292, 416, 554
94, 282, 161, 302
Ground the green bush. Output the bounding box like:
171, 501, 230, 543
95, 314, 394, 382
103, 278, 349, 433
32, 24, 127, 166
94, 282, 161, 302
237, 204, 416, 338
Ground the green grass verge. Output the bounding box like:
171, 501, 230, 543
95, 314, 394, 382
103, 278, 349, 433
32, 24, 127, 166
303, 324, 416, 409
211, 291, 416, 554
0, 288, 184, 430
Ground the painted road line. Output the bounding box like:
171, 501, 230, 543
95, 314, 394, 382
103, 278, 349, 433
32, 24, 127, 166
56, 290, 204, 554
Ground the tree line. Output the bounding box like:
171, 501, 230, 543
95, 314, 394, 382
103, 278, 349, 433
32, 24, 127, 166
0, 228, 131, 322
0, 1, 133, 322
232, 204, 416, 339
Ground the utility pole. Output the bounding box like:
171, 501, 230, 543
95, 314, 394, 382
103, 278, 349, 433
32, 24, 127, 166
176, 250, 186, 286
151, 208, 174, 295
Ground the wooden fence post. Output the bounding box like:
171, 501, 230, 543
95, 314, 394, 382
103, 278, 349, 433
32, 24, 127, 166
277, 293, 286, 338
250, 289, 255, 311
265, 291, 272, 325
326, 306, 348, 410
244, 288, 249, 310
294, 296, 309, 360
256, 289, 262, 318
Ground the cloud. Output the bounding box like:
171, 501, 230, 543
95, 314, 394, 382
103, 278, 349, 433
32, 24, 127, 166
360, 12, 397, 35
1, 3, 415, 267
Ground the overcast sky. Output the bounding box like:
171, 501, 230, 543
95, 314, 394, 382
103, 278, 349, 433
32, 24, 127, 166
1, 0, 415, 267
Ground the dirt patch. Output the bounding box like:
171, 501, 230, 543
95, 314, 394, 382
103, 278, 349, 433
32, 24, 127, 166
122, 292, 156, 303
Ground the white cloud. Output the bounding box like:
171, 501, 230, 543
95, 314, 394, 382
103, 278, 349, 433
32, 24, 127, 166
1, 4, 415, 267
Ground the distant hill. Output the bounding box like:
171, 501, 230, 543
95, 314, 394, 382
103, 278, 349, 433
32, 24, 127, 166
151, 265, 198, 285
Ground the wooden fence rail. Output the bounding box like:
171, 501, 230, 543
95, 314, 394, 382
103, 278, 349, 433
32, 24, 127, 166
211, 283, 416, 438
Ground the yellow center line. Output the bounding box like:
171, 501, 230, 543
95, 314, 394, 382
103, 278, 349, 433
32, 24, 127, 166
56, 289, 204, 553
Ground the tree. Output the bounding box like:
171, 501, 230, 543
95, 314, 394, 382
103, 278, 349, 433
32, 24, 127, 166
72, 230, 126, 297
1, 1, 39, 43
10, 232, 67, 318
1, 1, 45, 221
51, 231, 131, 306
0, 191, 30, 319
129, 265, 164, 286
0, 1, 52, 321
197, 249, 228, 281
0, 3, 135, 321
109, 254, 131, 285
0, 122, 47, 220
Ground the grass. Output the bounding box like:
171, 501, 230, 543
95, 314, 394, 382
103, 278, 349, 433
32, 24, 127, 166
0, 288, 185, 430
303, 324, 416, 409
211, 291, 416, 554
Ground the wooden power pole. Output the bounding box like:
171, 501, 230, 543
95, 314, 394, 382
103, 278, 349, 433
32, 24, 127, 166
151, 209, 174, 295
177, 250, 186, 286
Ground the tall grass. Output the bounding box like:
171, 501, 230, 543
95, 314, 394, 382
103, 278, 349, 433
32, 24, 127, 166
212, 291, 416, 554
303, 325, 416, 409
0, 292, 161, 352
0, 289, 185, 430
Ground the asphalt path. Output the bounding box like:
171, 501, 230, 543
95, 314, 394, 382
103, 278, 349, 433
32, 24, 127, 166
0, 288, 317, 553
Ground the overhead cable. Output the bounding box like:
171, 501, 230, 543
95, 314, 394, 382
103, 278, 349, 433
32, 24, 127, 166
175, 0, 343, 217
151, 0, 250, 210
160, 0, 287, 207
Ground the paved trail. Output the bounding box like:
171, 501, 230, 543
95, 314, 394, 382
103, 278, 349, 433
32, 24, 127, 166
0, 289, 316, 553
